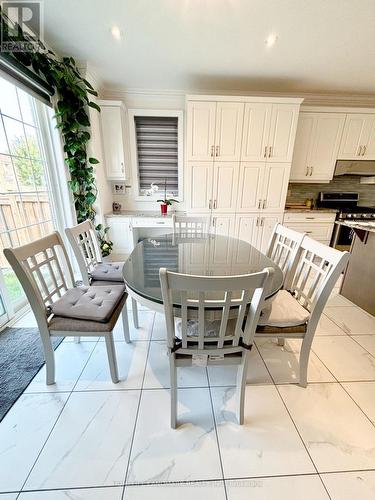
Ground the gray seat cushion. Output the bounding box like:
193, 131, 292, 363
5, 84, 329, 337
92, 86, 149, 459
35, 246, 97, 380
50, 285, 125, 323
90, 262, 124, 282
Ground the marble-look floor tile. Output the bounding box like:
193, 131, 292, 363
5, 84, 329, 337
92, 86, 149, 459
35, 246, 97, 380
124, 481, 226, 500
0, 494, 18, 500
226, 475, 329, 500
74, 341, 149, 391
351, 335, 375, 357
143, 341, 208, 389
211, 385, 314, 478
18, 487, 123, 499
325, 294, 355, 307
109, 311, 155, 341
151, 313, 168, 340
256, 339, 335, 384
315, 314, 346, 336
278, 383, 375, 472
0, 393, 68, 492
25, 342, 96, 393
312, 336, 375, 381
324, 307, 375, 334
321, 471, 375, 500
126, 388, 222, 484
207, 346, 272, 386
25, 390, 140, 490
12, 310, 37, 328
342, 382, 375, 424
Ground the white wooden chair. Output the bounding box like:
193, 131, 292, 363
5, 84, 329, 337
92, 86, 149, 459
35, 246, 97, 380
65, 219, 138, 332
257, 236, 350, 387
266, 223, 305, 290
160, 267, 274, 428
4, 232, 130, 385
172, 215, 210, 237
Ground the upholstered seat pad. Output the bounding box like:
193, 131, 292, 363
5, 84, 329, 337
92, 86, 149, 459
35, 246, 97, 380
258, 290, 310, 327
90, 262, 124, 282
50, 285, 125, 323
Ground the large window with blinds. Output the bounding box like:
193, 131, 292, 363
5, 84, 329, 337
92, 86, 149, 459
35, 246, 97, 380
129, 110, 183, 199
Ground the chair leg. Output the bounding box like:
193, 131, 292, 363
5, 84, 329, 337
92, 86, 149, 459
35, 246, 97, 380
41, 335, 55, 385
277, 338, 285, 347
299, 337, 312, 388
169, 353, 177, 429
131, 298, 139, 329
74, 336, 81, 343
236, 352, 248, 425
105, 333, 119, 383
122, 304, 131, 343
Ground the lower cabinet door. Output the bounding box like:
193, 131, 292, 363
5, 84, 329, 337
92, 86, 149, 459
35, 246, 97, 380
258, 214, 284, 254
210, 214, 235, 265
106, 218, 132, 256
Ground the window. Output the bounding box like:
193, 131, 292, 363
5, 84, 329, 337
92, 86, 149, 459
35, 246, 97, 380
129, 110, 183, 199
0, 75, 72, 317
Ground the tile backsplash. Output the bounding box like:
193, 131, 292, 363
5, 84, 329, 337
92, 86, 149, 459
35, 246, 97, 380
287, 175, 375, 207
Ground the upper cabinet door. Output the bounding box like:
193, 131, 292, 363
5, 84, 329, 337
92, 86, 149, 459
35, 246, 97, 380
309, 113, 345, 181
290, 113, 316, 181
214, 102, 244, 161
101, 105, 126, 180
261, 163, 290, 212
338, 114, 369, 159
186, 162, 213, 212
241, 103, 271, 161
212, 162, 239, 213
187, 101, 216, 161
267, 104, 299, 162
361, 115, 375, 159
236, 162, 265, 212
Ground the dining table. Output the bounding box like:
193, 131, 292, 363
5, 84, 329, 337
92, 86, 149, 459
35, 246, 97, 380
123, 233, 283, 317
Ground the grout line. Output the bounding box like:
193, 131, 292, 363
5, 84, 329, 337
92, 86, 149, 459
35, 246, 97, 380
16, 338, 101, 499
121, 314, 155, 500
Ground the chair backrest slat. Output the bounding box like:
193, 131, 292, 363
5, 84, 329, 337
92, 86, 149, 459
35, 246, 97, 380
160, 268, 273, 354
65, 220, 102, 285
173, 215, 210, 237
267, 224, 305, 289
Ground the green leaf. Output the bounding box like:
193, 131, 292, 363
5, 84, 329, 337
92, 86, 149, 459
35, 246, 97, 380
88, 101, 100, 112
89, 157, 100, 164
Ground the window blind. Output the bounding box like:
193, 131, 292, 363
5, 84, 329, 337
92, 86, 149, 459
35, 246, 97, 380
134, 115, 179, 195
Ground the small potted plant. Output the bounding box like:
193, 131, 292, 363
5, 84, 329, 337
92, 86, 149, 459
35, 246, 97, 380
95, 224, 114, 260
157, 179, 178, 215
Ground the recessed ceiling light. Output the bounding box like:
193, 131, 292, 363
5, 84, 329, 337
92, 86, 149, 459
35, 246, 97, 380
111, 26, 122, 41
265, 34, 278, 47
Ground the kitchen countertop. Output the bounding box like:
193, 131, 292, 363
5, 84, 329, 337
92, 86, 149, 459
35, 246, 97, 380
105, 211, 186, 218
284, 207, 338, 213
335, 220, 375, 233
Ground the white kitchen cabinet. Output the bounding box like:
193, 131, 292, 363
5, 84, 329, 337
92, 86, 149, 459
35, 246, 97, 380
338, 113, 375, 160
258, 214, 283, 253
236, 162, 290, 213
186, 161, 213, 212
283, 211, 336, 245
267, 104, 300, 162
291, 112, 345, 182
234, 213, 283, 252
106, 217, 133, 256
210, 214, 235, 265
214, 102, 244, 161
99, 101, 127, 180
212, 162, 239, 212
241, 103, 270, 161
234, 214, 259, 246
186, 101, 216, 161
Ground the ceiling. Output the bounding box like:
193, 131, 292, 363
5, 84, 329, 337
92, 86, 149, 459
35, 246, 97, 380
42, 0, 375, 96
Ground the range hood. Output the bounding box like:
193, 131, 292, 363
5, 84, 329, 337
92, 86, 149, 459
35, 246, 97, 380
334, 160, 375, 176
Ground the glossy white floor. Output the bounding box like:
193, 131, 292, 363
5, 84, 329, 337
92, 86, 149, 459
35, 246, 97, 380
1, 285, 375, 499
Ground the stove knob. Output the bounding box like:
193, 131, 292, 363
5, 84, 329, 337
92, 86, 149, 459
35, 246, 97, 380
347, 214, 353, 218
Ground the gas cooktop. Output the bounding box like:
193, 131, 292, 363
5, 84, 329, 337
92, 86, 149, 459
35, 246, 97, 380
317, 192, 375, 220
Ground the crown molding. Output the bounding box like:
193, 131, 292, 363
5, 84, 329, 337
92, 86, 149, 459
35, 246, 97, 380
101, 86, 375, 107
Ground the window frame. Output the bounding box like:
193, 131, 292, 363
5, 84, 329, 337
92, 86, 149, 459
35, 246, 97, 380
128, 108, 184, 202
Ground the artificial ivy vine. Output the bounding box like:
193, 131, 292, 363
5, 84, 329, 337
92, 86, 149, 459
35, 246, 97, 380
0, 9, 101, 224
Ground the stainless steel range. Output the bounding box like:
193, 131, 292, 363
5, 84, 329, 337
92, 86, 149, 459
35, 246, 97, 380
317, 192, 375, 250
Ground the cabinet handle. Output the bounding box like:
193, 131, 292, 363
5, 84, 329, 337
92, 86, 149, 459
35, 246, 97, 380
256, 217, 259, 226
258, 199, 262, 209
216, 145, 219, 157
209, 199, 212, 210
306, 166, 309, 176
310, 166, 313, 176
358, 146, 362, 156
263, 199, 266, 209
264, 146, 268, 158
362, 145, 367, 156
212, 217, 216, 227
268, 146, 272, 158
306, 231, 313, 234
260, 217, 264, 227
211, 145, 214, 157
213, 199, 217, 209
121, 162, 124, 173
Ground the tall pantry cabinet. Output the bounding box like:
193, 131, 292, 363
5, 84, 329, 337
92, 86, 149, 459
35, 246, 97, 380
185, 95, 303, 254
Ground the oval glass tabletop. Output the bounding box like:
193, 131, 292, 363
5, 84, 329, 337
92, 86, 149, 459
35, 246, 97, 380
123, 234, 283, 308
